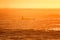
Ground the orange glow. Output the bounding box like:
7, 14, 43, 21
0, 9, 60, 29
0, 0, 60, 8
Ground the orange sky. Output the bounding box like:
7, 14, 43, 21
0, 0, 60, 8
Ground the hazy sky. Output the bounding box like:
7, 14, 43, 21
0, 0, 60, 8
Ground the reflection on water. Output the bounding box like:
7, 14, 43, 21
0, 29, 60, 40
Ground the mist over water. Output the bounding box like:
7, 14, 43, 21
0, 9, 60, 30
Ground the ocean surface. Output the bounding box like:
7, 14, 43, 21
0, 9, 60, 40
0, 29, 60, 40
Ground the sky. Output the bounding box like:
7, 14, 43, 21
0, 0, 60, 8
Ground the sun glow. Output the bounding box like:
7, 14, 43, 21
0, 0, 60, 8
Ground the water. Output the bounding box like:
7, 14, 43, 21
0, 29, 60, 40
